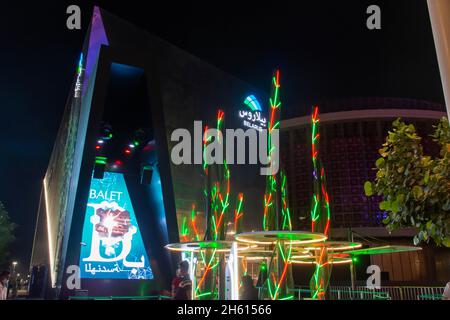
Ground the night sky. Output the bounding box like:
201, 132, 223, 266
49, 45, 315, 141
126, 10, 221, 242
0, 0, 445, 273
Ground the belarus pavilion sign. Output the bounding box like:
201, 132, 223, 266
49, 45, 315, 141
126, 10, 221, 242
238, 95, 267, 132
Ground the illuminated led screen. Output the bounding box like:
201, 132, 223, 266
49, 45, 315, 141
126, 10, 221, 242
79, 172, 153, 280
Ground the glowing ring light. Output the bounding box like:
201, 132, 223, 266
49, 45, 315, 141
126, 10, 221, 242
235, 231, 327, 245
303, 241, 363, 252
238, 255, 270, 261
237, 247, 313, 261
239, 247, 310, 254
239, 246, 310, 255
237, 249, 308, 260
165, 241, 249, 253
342, 245, 422, 256
291, 253, 313, 259
238, 249, 273, 258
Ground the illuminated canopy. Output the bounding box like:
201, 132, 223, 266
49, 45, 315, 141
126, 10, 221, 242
303, 241, 363, 252
165, 241, 249, 253
291, 254, 352, 265
343, 245, 422, 256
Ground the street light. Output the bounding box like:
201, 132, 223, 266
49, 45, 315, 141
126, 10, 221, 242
12, 261, 18, 274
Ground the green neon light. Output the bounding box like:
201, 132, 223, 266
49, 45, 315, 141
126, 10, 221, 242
196, 292, 212, 298
267, 276, 273, 298
279, 295, 294, 300
195, 248, 218, 296
95, 156, 107, 165
277, 242, 286, 262
181, 217, 189, 238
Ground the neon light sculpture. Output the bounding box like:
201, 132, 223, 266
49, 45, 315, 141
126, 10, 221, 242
190, 204, 200, 241
234, 193, 244, 234
178, 203, 201, 243
180, 216, 189, 242
263, 70, 285, 231
261, 70, 294, 300
309, 106, 332, 299
202, 109, 230, 243
167, 108, 247, 300
193, 109, 243, 300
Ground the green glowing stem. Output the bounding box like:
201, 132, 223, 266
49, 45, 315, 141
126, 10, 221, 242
277, 242, 286, 262
181, 217, 189, 237
279, 295, 294, 300
196, 292, 212, 298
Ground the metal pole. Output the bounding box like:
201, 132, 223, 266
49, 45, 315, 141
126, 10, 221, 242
427, 0, 450, 120
348, 228, 356, 297
218, 253, 226, 300
190, 251, 195, 300
350, 262, 356, 293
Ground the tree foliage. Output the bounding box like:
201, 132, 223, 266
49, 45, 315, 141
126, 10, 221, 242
0, 201, 16, 265
364, 117, 450, 247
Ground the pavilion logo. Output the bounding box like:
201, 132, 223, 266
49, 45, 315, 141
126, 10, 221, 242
170, 122, 279, 176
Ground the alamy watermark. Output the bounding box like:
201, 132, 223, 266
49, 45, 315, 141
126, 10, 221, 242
66, 5, 81, 30
170, 122, 279, 176
366, 5, 381, 30
366, 265, 381, 289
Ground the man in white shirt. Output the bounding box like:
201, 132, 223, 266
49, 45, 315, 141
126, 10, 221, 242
0, 271, 11, 300
443, 282, 450, 300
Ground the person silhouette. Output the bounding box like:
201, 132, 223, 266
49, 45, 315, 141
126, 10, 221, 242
240, 275, 258, 300
172, 261, 192, 300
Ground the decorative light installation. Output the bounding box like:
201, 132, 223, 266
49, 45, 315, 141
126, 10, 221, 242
234, 193, 244, 234
280, 171, 292, 231
177, 204, 199, 243
194, 109, 240, 300
190, 204, 200, 241
309, 106, 332, 300
263, 70, 285, 231
167, 108, 248, 300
